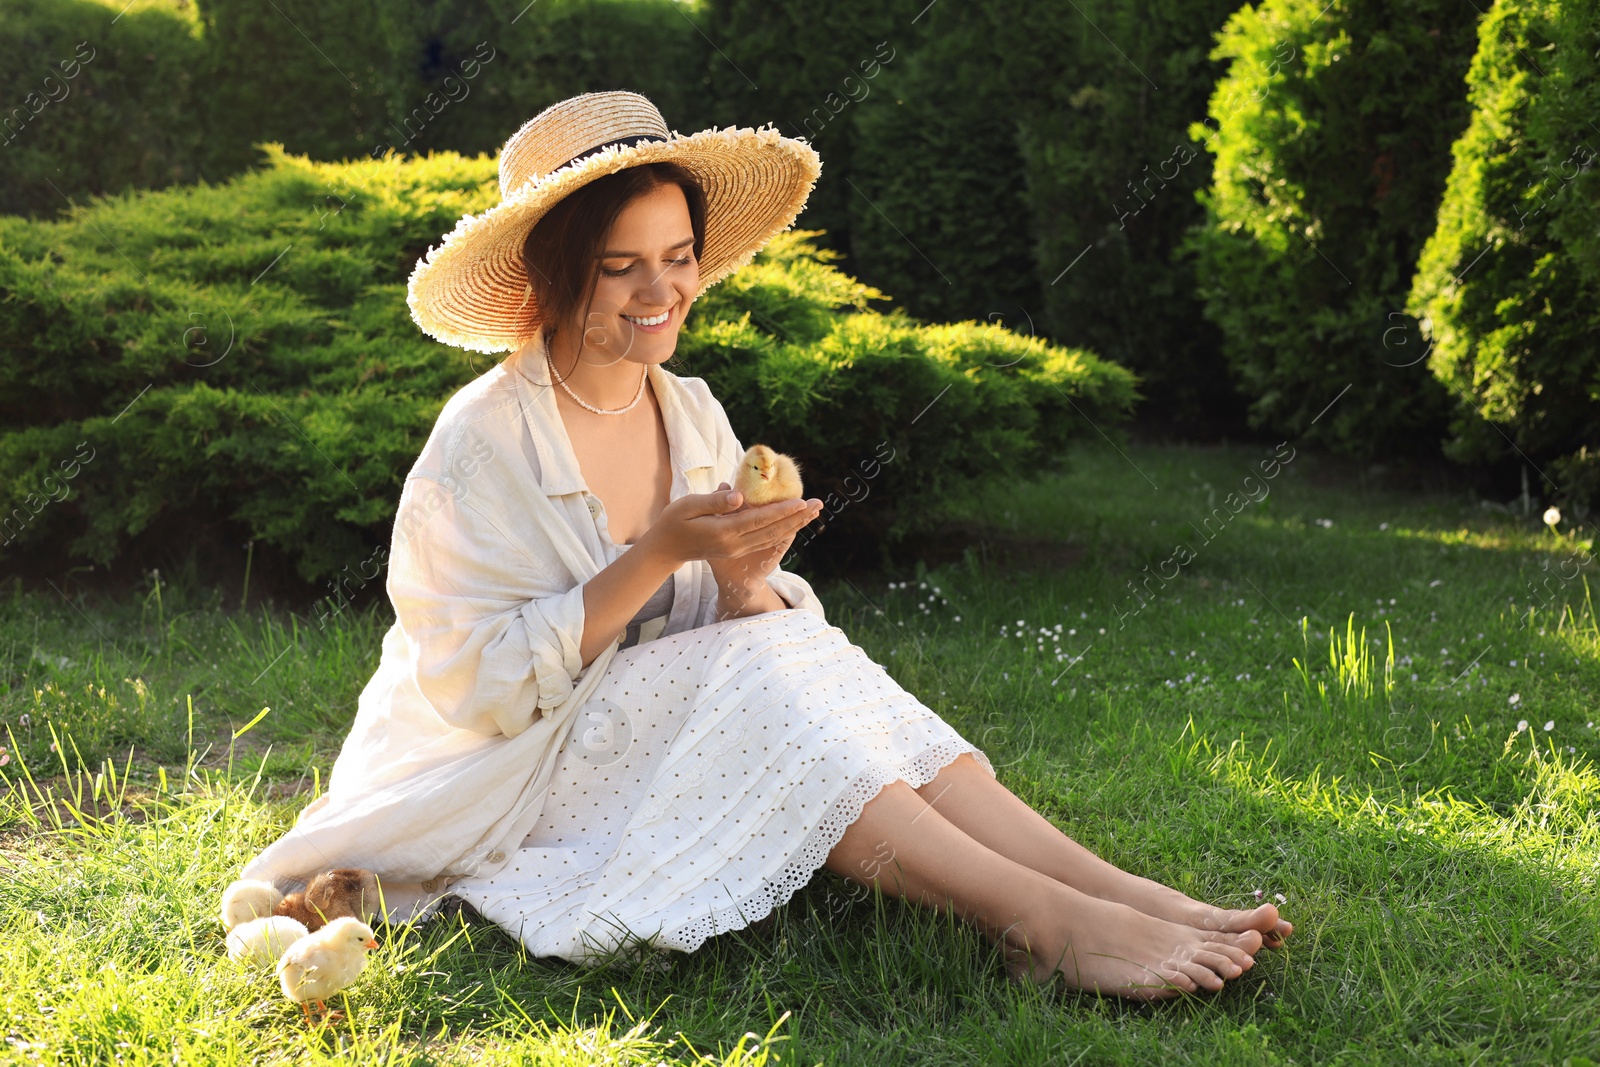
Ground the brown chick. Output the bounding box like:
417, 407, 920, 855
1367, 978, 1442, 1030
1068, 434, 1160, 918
276, 916, 379, 1026
732, 444, 804, 507
275, 867, 380, 932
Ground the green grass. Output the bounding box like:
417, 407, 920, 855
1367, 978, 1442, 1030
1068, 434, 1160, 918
3, 440, 1599, 1065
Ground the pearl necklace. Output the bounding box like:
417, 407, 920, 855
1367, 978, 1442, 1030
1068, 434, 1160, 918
545, 345, 648, 416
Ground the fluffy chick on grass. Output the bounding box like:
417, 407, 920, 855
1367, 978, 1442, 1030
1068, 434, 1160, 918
277, 916, 380, 1026
227, 915, 309, 966
730, 444, 804, 507
274, 868, 380, 933
220, 878, 283, 932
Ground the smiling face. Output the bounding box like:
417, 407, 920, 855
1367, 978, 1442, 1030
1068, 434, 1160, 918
568, 181, 701, 367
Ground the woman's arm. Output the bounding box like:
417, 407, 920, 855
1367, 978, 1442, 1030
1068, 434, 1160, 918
711, 570, 788, 621
576, 536, 681, 667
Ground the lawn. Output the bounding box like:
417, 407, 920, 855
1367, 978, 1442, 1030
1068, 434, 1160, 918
3, 439, 1598, 1066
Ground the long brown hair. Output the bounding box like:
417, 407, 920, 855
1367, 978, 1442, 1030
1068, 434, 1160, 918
520, 161, 708, 359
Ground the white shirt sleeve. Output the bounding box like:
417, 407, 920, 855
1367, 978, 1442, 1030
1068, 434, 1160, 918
691, 382, 828, 625
387, 474, 588, 740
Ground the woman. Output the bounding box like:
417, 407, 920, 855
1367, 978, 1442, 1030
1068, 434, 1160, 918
239, 91, 1290, 1001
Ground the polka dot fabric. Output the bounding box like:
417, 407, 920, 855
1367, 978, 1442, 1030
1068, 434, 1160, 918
443, 606, 993, 964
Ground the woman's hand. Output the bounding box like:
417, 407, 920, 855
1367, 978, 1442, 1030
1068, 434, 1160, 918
638, 481, 823, 569
702, 481, 822, 618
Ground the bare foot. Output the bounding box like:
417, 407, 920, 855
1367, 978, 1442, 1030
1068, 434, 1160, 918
1080, 872, 1294, 948
1001, 886, 1262, 1001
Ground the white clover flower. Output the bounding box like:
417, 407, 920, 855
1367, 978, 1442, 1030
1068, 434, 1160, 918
1544, 721, 1554, 731
1517, 720, 1529, 732
1509, 693, 1521, 705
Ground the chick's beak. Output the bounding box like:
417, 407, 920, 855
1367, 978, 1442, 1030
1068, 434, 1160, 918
364, 938, 379, 949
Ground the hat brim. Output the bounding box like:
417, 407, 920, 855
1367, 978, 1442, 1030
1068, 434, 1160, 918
405, 124, 822, 355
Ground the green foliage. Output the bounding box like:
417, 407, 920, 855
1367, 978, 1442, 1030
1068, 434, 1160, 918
334, 0, 712, 162
1182, 0, 1482, 454
2, 0, 709, 220
994, 0, 1247, 433
686, 231, 1137, 566
0, 0, 208, 217
190, 0, 415, 180
1406, 0, 1600, 512
845, 6, 1041, 332
0, 144, 499, 584
0, 149, 1135, 586
696, 0, 902, 259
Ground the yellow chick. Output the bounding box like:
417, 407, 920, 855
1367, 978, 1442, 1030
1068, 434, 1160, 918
226, 915, 309, 966
276, 916, 380, 1026
220, 878, 283, 932
732, 444, 804, 507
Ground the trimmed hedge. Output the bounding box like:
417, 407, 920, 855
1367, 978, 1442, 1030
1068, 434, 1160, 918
0, 0, 207, 217
1181, 0, 1481, 455
994, 0, 1248, 434
697, 0, 903, 269
845, 4, 1041, 331
1406, 0, 1600, 511
0, 145, 1137, 587
1, 0, 712, 220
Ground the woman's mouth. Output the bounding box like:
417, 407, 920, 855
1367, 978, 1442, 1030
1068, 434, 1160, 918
621, 307, 674, 333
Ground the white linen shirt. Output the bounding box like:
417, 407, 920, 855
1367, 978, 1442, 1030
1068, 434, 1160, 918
240, 331, 826, 923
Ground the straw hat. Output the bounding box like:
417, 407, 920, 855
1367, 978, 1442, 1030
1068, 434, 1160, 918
405, 90, 823, 354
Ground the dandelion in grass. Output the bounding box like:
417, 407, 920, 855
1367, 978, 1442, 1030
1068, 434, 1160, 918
1517, 720, 1529, 733
1543, 506, 1561, 527
1509, 693, 1521, 706
1544, 721, 1554, 732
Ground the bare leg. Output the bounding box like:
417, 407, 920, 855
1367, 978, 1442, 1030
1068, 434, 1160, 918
823, 777, 1263, 999
913, 754, 1293, 946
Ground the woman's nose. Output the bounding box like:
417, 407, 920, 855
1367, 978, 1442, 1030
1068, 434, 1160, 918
638, 272, 677, 307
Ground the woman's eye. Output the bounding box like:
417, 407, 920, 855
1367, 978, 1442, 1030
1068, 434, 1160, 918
600, 255, 694, 278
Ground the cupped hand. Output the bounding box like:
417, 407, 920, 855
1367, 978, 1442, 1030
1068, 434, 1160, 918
641, 480, 823, 568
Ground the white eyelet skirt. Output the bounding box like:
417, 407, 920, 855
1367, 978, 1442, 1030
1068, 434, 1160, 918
442, 606, 994, 964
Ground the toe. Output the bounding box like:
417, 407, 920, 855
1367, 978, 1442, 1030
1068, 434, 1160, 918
1145, 969, 1196, 998
1179, 959, 1227, 991
1210, 941, 1256, 971
1204, 927, 1264, 956
1190, 948, 1244, 981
